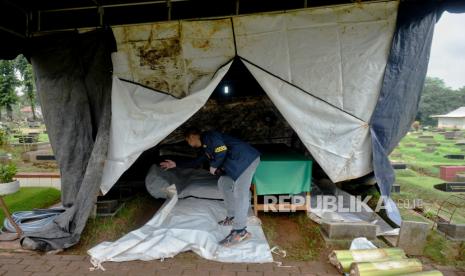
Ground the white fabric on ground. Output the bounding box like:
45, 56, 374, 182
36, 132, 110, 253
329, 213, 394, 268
88, 186, 273, 265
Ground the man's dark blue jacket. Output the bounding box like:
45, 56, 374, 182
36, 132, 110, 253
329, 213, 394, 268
179, 131, 260, 180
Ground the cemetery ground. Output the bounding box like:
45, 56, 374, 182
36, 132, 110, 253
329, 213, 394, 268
389, 130, 465, 269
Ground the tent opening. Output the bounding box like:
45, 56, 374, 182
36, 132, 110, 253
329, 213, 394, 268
104, 58, 329, 200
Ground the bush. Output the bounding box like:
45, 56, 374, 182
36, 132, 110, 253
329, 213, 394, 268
0, 128, 8, 146
0, 163, 17, 183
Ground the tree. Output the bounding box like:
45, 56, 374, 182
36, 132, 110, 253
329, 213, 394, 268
15, 55, 37, 120
416, 77, 465, 126
0, 60, 19, 121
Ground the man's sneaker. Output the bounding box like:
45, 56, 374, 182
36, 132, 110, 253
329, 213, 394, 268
219, 229, 251, 247
218, 216, 234, 226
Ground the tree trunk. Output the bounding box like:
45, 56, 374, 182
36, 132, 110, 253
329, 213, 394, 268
30, 96, 37, 120
6, 105, 13, 121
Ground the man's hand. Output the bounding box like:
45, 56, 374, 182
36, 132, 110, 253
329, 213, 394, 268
209, 167, 217, 175
160, 160, 176, 170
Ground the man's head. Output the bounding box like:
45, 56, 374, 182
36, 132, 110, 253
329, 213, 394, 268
183, 127, 202, 148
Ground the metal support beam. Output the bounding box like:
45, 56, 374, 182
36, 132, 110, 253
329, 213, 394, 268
40, 0, 189, 13
0, 26, 26, 39
167, 0, 172, 21
98, 6, 104, 26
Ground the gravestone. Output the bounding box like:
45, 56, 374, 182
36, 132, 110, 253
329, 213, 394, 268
444, 132, 458, 140
404, 143, 416, 148
322, 222, 377, 240
391, 183, 400, 193
397, 221, 429, 255
444, 154, 464, 160
419, 135, 434, 139
426, 143, 440, 146
455, 140, 465, 146
422, 147, 436, 153
456, 173, 465, 182
418, 139, 435, 144
437, 223, 465, 241
392, 162, 407, 170
390, 152, 402, 158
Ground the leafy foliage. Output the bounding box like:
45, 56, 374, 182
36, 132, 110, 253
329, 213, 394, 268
417, 77, 465, 126
0, 59, 19, 120
0, 162, 17, 183
14, 55, 37, 120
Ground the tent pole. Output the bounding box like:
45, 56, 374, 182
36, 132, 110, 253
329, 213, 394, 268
40, 0, 189, 13
0, 26, 25, 39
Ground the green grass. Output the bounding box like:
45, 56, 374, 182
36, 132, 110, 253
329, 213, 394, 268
38, 133, 49, 143
0, 187, 61, 224
424, 230, 465, 269
391, 131, 465, 269
394, 169, 465, 224
394, 132, 464, 176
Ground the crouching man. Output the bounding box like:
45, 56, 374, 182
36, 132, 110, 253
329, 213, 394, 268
160, 127, 260, 247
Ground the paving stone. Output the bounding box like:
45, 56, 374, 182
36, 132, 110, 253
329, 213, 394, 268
24, 265, 52, 273
397, 220, 429, 255
3, 272, 32, 276
210, 271, 236, 276
198, 263, 222, 271
299, 261, 339, 275
222, 264, 247, 272
59, 255, 86, 261
31, 273, 59, 276
175, 262, 197, 270
19, 259, 46, 266
44, 260, 71, 268
0, 264, 27, 271
247, 263, 273, 272
182, 269, 200, 275
48, 264, 79, 273
0, 259, 22, 265
237, 272, 263, 276
273, 265, 300, 274
144, 261, 171, 271
159, 268, 184, 276
262, 272, 289, 276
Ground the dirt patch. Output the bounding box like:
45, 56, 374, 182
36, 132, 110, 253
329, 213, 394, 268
260, 212, 329, 261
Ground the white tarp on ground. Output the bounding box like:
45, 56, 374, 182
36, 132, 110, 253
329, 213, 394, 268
101, 1, 398, 194
88, 186, 273, 265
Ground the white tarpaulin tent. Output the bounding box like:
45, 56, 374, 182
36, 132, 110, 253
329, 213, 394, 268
100, 1, 398, 194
